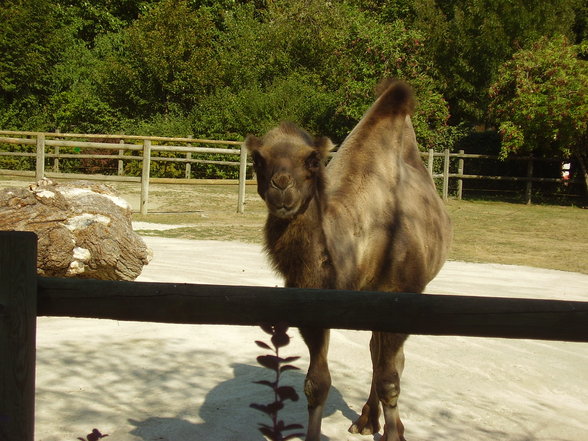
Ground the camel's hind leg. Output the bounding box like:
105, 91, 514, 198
350, 332, 407, 441
299, 327, 331, 441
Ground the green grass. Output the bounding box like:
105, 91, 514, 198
130, 183, 588, 274
445, 199, 588, 274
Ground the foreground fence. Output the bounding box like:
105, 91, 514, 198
1, 231, 587, 440
0, 130, 578, 212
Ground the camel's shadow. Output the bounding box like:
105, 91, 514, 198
128, 363, 359, 441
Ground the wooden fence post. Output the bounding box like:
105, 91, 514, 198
442, 149, 450, 201
457, 149, 464, 200
526, 155, 533, 205
53, 130, 60, 173
0, 231, 37, 441
237, 143, 247, 214
185, 136, 193, 179
427, 148, 434, 176
140, 139, 151, 215
117, 140, 125, 176
35, 133, 45, 181
53, 146, 60, 173
185, 152, 192, 179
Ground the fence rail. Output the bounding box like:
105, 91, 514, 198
0, 130, 578, 212
1, 231, 588, 440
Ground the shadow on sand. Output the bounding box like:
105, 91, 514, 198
128, 363, 358, 441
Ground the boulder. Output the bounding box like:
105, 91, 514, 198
0, 179, 151, 280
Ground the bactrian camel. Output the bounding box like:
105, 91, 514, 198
245, 80, 452, 441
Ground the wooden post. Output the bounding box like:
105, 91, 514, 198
0, 232, 37, 441
53, 146, 60, 173
185, 136, 193, 179
35, 133, 45, 180
457, 149, 464, 200
185, 152, 192, 179
237, 143, 247, 213
117, 140, 125, 176
140, 139, 151, 215
526, 155, 533, 205
427, 148, 434, 176
442, 149, 450, 201
53, 130, 60, 173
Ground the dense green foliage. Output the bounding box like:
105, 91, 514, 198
0, 0, 586, 189
489, 36, 588, 191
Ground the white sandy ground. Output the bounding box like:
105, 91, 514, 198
35, 233, 588, 441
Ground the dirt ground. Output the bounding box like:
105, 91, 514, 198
34, 236, 588, 441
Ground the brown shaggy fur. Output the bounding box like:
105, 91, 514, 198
245, 80, 452, 441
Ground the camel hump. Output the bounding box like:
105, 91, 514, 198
373, 79, 415, 118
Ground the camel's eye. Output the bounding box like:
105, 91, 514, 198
305, 151, 321, 171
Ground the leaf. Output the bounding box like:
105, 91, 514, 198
280, 364, 300, 373
260, 324, 274, 335
274, 321, 289, 334
250, 403, 271, 415
259, 426, 277, 440
282, 423, 304, 431
257, 354, 280, 371
283, 432, 307, 440
271, 331, 290, 348
277, 386, 299, 402
255, 340, 272, 350
253, 380, 276, 389
282, 356, 300, 363
266, 401, 285, 414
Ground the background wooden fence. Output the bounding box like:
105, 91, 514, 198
1, 231, 587, 440
0, 130, 246, 214
0, 130, 577, 213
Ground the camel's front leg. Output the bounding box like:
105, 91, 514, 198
352, 332, 407, 441
349, 333, 381, 435
299, 327, 331, 441
376, 332, 407, 441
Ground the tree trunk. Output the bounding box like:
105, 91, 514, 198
0, 179, 151, 281
575, 151, 588, 205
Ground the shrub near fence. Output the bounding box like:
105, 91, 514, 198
0, 130, 582, 212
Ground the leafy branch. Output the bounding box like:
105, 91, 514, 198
251, 323, 305, 441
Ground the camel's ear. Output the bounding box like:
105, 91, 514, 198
314, 136, 335, 160
244, 134, 262, 153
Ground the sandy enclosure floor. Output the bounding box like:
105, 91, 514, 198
35, 236, 588, 441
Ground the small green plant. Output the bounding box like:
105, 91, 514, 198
77, 428, 109, 441
251, 323, 305, 441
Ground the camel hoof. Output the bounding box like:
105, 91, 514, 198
381, 429, 407, 441
348, 419, 380, 436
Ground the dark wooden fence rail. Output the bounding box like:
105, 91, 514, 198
1, 231, 588, 440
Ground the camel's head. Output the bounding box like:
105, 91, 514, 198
245, 122, 334, 219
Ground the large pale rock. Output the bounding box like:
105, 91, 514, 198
0, 179, 151, 280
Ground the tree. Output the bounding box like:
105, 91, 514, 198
193, 0, 457, 150
489, 36, 588, 195
98, 0, 220, 119
0, 0, 80, 129
414, 0, 581, 124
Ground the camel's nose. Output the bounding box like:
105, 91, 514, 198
271, 173, 292, 190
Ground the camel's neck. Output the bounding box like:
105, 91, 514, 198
264, 196, 334, 289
